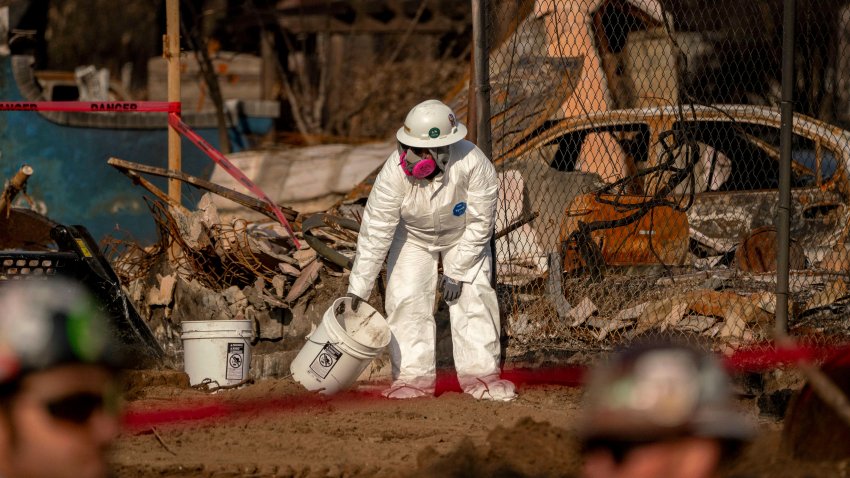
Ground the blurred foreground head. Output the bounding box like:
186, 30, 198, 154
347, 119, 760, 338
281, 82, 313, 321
579, 339, 754, 478
0, 278, 122, 478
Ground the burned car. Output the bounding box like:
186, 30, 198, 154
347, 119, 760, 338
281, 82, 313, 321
496, 105, 850, 277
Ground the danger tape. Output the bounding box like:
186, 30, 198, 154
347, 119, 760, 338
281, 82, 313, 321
168, 113, 301, 249
0, 99, 300, 248
0, 101, 181, 113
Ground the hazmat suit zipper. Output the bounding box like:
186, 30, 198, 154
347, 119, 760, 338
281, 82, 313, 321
430, 178, 442, 238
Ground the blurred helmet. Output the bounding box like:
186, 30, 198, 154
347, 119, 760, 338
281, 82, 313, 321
0, 278, 121, 385
396, 99, 467, 148
579, 341, 754, 444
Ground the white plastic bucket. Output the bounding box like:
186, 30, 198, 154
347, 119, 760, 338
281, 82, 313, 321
180, 320, 254, 387
290, 297, 391, 394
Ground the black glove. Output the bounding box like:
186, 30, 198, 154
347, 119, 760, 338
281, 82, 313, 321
440, 276, 463, 302
336, 293, 362, 315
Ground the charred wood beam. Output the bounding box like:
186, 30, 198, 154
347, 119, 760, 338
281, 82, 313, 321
117, 168, 189, 215
494, 211, 538, 241
107, 157, 298, 222
0, 164, 33, 218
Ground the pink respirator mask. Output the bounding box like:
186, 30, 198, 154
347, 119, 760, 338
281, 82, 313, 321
399, 148, 437, 179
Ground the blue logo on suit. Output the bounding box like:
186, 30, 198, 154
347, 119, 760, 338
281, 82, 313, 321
453, 202, 467, 216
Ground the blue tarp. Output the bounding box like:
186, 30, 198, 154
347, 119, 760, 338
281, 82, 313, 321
0, 55, 272, 244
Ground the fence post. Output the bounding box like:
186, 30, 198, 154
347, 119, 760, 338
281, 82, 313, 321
472, 0, 492, 158
776, 0, 796, 339
471, 0, 496, 286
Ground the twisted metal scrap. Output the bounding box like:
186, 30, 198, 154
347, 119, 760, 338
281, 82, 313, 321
302, 213, 360, 270
148, 199, 281, 290
101, 235, 162, 284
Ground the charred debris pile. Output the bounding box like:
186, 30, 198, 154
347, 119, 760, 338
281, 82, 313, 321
3, 146, 850, 374
102, 158, 365, 377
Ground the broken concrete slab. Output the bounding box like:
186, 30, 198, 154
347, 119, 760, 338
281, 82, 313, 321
633, 299, 674, 337
585, 316, 632, 341
718, 308, 750, 340
567, 297, 598, 327
703, 321, 723, 338
612, 302, 648, 322
145, 285, 165, 307
283, 299, 326, 345
171, 277, 232, 323
272, 275, 287, 298
508, 313, 536, 341
197, 193, 223, 229
661, 300, 689, 331
292, 249, 318, 269
222, 285, 247, 306
804, 279, 849, 312
676, 315, 717, 333
634, 289, 771, 342
158, 274, 177, 305
168, 205, 213, 251
240, 305, 284, 342
750, 291, 777, 314
278, 262, 301, 277
244, 277, 267, 309
285, 259, 322, 303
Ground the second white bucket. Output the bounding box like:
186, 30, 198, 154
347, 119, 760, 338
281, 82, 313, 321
181, 320, 254, 387
291, 297, 391, 394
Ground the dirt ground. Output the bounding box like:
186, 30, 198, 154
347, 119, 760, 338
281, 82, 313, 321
109, 369, 850, 478
108, 267, 850, 477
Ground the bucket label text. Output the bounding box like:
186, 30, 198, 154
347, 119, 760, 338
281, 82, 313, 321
225, 342, 246, 380
310, 342, 343, 379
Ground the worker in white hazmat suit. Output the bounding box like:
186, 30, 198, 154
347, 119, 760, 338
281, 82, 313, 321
345, 99, 516, 401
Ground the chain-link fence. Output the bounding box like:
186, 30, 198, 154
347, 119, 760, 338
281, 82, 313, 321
455, 0, 850, 359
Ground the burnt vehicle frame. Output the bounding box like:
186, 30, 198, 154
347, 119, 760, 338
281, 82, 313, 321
500, 104, 850, 273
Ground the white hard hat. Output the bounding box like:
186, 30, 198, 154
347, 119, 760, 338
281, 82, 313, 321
579, 339, 754, 445
0, 278, 122, 384
396, 99, 467, 148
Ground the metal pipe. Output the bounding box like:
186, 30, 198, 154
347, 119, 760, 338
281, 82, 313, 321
471, 0, 496, 287
776, 0, 796, 339
472, 0, 492, 159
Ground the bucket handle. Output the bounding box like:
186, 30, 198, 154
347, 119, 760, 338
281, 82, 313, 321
306, 336, 342, 347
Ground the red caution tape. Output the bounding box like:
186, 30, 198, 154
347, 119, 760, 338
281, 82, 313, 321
121, 342, 850, 430
723, 342, 850, 372
168, 112, 301, 249
0, 101, 181, 113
